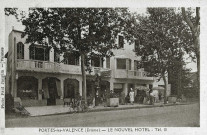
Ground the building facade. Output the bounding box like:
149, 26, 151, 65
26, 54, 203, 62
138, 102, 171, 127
5, 29, 170, 107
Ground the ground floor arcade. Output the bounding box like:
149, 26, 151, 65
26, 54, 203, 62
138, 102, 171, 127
7, 71, 170, 107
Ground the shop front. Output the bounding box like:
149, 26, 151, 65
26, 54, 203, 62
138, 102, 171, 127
17, 76, 44, 106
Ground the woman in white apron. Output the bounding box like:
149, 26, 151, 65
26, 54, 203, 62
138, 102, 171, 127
129, 88, 135, 105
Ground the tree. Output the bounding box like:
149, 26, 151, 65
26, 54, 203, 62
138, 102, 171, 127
8, 8, 128, 104
168, 59, 192, 97
124, 8, 190, 104
5, 8, 26, 21
181, 7, 200, 98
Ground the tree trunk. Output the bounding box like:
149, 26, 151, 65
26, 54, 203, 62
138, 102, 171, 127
195, 35, 200, 101
81, 53, 87, 104
162, 73, 168, 104
177, 62, 182, 98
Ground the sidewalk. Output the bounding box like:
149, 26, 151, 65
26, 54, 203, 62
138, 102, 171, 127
22, 101, 194, 117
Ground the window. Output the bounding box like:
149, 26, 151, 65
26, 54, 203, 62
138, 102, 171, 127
17, 76, 38, 100
118, 35, 124, 48
117, 59, 126, 69
91, 56, 103, 67
134, 39, 140, 51
64, 52, 79, 65
17, 42, 24, 59
29, 45, 50, 61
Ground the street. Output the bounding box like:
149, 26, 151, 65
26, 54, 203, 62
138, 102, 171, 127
5, 103, 199, 127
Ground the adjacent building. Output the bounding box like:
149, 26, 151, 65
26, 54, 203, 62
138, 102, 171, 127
5, 29, 171, 107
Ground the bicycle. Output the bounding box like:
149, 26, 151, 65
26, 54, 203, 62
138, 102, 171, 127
79, 100, 90, 113
70, 99, 91, 114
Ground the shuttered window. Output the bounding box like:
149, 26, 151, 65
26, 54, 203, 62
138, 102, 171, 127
118, 35, 124, 48
17, 42, 24, 59
117, 59, 126, 69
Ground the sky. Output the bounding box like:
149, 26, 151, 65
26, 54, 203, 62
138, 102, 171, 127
4, 8, 197, 72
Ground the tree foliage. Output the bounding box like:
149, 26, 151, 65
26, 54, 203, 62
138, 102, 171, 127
181, 7, 200, 100
5, 8, 26, 21
124, 8, 194, 103
21, 8, 128, 56
16, 8, 129, 102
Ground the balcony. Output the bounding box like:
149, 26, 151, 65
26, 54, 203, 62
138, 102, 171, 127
16, 59, 111, 76
93, 67, 111, 77
16, 60, 61, 73
114, 69, 154, 80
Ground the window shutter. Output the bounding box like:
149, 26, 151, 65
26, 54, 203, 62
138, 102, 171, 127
106, 57, 110, 68
119, 36, 124, 48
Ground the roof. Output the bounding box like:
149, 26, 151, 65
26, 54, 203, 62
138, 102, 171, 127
12, 29, 24, 33
4, 52, 8, 58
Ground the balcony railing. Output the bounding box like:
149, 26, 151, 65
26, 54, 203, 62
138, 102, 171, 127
16, 59, 60, 72
16, 59, 111, 76
115, 69, 154, 80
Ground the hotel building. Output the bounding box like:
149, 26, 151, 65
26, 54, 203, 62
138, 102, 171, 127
5, 29, 171, 107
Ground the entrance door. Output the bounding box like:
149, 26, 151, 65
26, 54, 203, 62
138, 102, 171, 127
47, 78, 57, 105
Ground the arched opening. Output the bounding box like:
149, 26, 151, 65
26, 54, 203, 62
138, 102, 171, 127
42, 77, 60, 106
17, 76, 38, 100
64, 79, 79, 99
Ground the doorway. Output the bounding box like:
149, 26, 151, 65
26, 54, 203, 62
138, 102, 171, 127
47, 78, 58, 105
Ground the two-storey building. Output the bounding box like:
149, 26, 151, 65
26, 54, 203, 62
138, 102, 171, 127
5, 28, 170, 107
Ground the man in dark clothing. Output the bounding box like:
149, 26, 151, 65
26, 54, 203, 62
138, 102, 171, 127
149, 89, 154, 105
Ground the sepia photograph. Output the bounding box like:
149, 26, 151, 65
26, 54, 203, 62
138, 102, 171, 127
0, 0, 206, 134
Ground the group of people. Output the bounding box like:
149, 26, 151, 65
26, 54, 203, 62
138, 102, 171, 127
128, 88, 163, 105
74, 88, 163, 107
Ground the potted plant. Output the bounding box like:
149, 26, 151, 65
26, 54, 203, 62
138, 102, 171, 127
107, 90, 119, 107
168, 95, 177, 103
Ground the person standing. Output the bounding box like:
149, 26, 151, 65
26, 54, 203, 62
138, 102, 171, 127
120, 91, 125, 105
149, 89, 154, 105
158, 91, 162, 102
129, 88, 135, 105
103, 89, 107, 107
